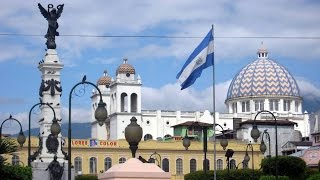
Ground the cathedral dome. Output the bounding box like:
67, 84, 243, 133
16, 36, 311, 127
97, 70, 112, 87
226, 47, 300, 101
116, 58, 135, 76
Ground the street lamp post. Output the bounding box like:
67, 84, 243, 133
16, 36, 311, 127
148, 151, 162, 167
214, 123, 229, 150
68, 76, 108, 180
182, 122, 228, 175
236, 161, 246, 169
124, 116, 143, 158
28, 102, 58, 167
243, 143, 254, 178
225, 148, 234, 180
250, 110, 278, 180
260, 129, 271, 158
0, 115, 26, 147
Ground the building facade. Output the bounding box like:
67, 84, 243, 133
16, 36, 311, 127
4, 45, 311, 178
90, 45, 310, 157
8, 137, 263, 179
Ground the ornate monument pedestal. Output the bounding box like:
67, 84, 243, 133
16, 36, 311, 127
32, 161, 74, 180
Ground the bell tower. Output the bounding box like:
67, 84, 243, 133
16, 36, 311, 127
109, 58, 142, 140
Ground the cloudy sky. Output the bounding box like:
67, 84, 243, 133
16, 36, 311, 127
1, 0, 320, 133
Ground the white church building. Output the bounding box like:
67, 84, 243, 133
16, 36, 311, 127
90, 46, 310, 156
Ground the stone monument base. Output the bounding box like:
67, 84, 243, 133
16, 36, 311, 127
32, 161, 74, 180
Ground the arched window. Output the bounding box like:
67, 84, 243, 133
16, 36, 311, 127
176, 158, 183, 175
230, 159, 236, 169
121, 93, 128, 112
203, 159, 210, 170
104, 157, 112, 171
144, 134, 153, 141
74, 157, 82, 174
119, 157, 126, 164
12, 155, 19, 166
162, 158, 169, 172
164, 134, 172, 140
217, 159, 223, 170
89, 157, 97, 174
131, 93, 137, 112
113, 93, 116, 113
190, 159, 196, 173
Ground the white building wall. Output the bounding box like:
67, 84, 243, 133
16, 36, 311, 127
239, 124, 298, 156
91, 85, 110, 140
109, 116, 118, 140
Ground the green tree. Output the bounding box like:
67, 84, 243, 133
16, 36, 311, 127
0, 138, 18, 167
261, 156, 306, 180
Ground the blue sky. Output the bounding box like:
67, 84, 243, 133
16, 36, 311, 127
1, 0, 320, 134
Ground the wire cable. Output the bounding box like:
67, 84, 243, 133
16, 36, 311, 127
0, 33, 320, 39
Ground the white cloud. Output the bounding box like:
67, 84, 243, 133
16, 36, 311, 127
61, 107, 91, 124
141, 80, 231, 112
1, 0, 320, 65
0, 44, 37, 63
297, 78, 320, 100
0, 111, 35, 135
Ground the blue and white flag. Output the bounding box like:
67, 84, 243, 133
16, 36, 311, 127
176, 28, 214, 90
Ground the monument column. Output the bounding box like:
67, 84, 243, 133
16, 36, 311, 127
38, 49, 64, 162
32, 3, 74, 180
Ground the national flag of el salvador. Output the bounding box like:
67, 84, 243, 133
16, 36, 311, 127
176, 27, 214, 90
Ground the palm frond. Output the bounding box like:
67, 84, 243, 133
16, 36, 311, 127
0, 138, 18, 154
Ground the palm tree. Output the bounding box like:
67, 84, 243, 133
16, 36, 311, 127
0, 138, 18, 167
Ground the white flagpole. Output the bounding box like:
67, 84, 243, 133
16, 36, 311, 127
212, 24, 217, 180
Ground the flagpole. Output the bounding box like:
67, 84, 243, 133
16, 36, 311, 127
212, 24, 217, 180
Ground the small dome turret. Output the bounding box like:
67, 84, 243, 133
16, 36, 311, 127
97, 70, 112, 87
116, 58, 135, 76
257, 42, 268, 59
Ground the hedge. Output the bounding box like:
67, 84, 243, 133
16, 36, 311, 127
75, 174, 98, 180
185, 169, 263, 180
307, 173, 320, 180
259, 175, 289, 180
0, 165, 32, 180
261, 156, 306, 180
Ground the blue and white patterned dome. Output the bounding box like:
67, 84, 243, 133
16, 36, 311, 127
226, 47, 300, 101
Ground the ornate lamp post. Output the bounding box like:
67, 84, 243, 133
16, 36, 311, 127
250, 110, 278, 180
125, 117, 143, 158
0, 115, 26, 147
260, 129, 271, 158
214, 123, 229, 150
28, 102, 58, 167
243, 143, 254, 178
148, 151, 162, 167
236, 161, 246, 169
182, 122, 228, 175
68, 76, 108, 180
225, 148, 234, 179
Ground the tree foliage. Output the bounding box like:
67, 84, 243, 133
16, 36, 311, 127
185, 169, 263, 180
307, 173, 320, 180
75, 175, 98, 180
0, 165, 32, 180
261, 156, 306, 180
0, 138, 18, 167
